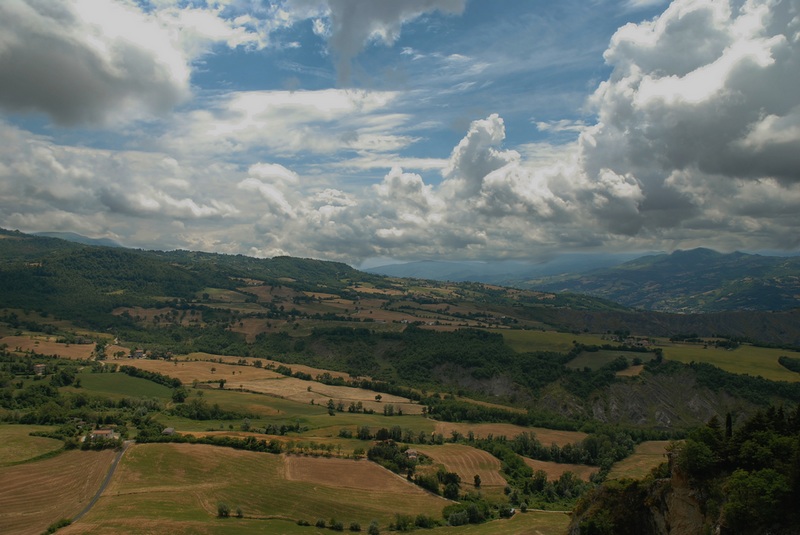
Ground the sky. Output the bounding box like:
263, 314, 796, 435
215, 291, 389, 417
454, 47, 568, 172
0, 0, 798, 268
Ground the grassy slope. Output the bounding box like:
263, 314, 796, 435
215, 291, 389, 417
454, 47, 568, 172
70, 370, 174, 399
659, 342, 800, 382
607, 441, 671, 480
69, 443, 447, 533
0, 424, 62, 465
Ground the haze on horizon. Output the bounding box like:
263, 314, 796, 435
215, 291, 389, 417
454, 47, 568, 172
1, 0, 798, 268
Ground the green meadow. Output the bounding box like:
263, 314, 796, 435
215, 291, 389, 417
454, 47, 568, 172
494, 329, 607, 353
659, 342, 800, 382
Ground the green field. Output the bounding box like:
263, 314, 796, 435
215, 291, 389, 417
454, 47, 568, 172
660, 342, 800, 382
494, 330, 607, 353
0, 424, 62, 465
71, 370, 174, 399
566, 350, 652, 371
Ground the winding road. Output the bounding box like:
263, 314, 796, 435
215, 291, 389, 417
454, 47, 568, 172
72, 440, 134, 523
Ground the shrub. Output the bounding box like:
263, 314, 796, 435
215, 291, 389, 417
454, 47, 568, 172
448, 510, 469, 526
217, 503, 230, 518
316, 519, 326, 528
349, 521, 362, 531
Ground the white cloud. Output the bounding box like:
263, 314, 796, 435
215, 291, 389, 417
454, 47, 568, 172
3, 0, 800, 263
162, 89, 414, 158
0, 0, 190, 125
581, 0, 800, 241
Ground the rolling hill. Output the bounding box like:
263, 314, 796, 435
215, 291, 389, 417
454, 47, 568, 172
529, 248, 800, 313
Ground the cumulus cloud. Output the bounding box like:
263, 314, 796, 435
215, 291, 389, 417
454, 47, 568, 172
0, 0, 297, 125
576, 0, 800, 245
0, 1, 191, 125
3, 0, 800, 262
586, 0, 800, 183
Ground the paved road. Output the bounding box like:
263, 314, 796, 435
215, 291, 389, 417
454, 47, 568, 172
72, 440, 134, 523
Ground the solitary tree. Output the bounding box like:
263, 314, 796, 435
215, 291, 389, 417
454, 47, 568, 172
217, 503, 230, 518
474, 474, 481, 488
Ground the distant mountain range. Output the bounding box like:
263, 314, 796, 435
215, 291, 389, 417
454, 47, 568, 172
530, 248, 800, 313
368, 248, 800, 313
15, 228, 800, 313
365, 253, 648, 283
33, 231, 122, 248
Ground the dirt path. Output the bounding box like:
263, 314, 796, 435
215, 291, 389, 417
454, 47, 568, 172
72, 440, 133, 523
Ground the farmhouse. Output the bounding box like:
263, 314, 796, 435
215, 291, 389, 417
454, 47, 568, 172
33, 363, 46, 376
405, 449, 418, 461
88, 429, 120, 442
162, 427, 176, 436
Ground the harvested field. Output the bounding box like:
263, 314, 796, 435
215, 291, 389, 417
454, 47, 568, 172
616, 364, 645, 377
69, 443, 445, 532
0, 449, 116, 535
123, 359, 282, 384
228, 317, 270, 342
522, 458, 599, 482
182, 354, 357, 382
414, 444, 507, 488
1, 335, 94, 360
238, 377, 423, 415
284, 455, 431, 493
352, 285, 405, 296
0, 425, 62, 465
608, 441, 671, 480
434, 422, 587, 446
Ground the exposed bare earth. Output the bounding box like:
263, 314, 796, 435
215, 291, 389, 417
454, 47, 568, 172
0, 450, 116, 535
434, 422, 587, 446
522, 458, 599, 482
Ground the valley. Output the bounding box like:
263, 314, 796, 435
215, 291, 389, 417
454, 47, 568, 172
0, 230, 798, 534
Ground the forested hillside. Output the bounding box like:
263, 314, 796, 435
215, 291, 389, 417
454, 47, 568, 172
570, 405, 800, 534
531, 248, 800, 313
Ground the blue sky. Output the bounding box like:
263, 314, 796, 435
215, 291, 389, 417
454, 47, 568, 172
1, 0, 798, 267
